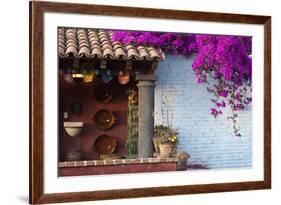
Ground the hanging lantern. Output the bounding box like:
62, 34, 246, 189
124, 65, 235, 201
64, 68, 73, 83
63, 61, 73, 83
72, 72, 84, 83
100, 69, 113, 83
72, 59, 84, 83
118, 70, 130, 85
106, 69, 112, 76
83, 72, 94, 83
82, 63, 95, 83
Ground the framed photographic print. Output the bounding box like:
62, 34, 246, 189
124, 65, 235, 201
29, 1, 271, 204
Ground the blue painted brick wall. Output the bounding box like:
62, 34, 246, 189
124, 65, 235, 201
154, 55, 252, 169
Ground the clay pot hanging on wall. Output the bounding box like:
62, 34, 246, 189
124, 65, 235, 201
117, 70, 130, 85
94, 85, 113, 103
92, 109, 117, 130
93, 135, 118, 155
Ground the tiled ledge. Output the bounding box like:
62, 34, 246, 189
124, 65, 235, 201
59, 157, 178, 168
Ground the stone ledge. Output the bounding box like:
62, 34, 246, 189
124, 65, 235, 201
59, 157, 178, 168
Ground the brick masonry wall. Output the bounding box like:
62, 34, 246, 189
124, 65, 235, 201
155, 55, 252, 169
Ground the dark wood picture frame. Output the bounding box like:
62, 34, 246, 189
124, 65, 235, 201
29, 1, 271, 204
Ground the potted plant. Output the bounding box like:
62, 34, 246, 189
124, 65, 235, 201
154, 125, 178, 158
175, 151, 190, 171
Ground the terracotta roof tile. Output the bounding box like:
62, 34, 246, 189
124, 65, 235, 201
58, 27, 165, 61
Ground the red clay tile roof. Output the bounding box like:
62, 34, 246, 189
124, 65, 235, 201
58, 28, 165, 61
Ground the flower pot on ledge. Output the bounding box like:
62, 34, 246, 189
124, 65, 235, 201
159, 143, 175, 158
175, 151, 190, 171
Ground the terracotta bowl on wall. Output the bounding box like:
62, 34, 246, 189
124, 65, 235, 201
94, 85, 113, 103
93, 135, 118, 155
92, 109, 117, 130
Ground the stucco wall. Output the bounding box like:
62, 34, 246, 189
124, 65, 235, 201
155, 55, 252, 169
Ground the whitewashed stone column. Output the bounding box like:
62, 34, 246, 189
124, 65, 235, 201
136, 74, 157, 158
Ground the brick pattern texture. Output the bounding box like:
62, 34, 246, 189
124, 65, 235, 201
155, 55, 252, 169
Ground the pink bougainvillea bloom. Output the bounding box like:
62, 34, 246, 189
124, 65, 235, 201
111, 30, 252, 137
219, 90, 229, 98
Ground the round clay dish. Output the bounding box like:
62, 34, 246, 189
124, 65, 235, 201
92, 109, 117, 130
93, 135, 118, 155
94, 85, 113, 103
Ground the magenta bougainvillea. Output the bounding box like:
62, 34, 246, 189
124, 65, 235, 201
112, 31, 252, 136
